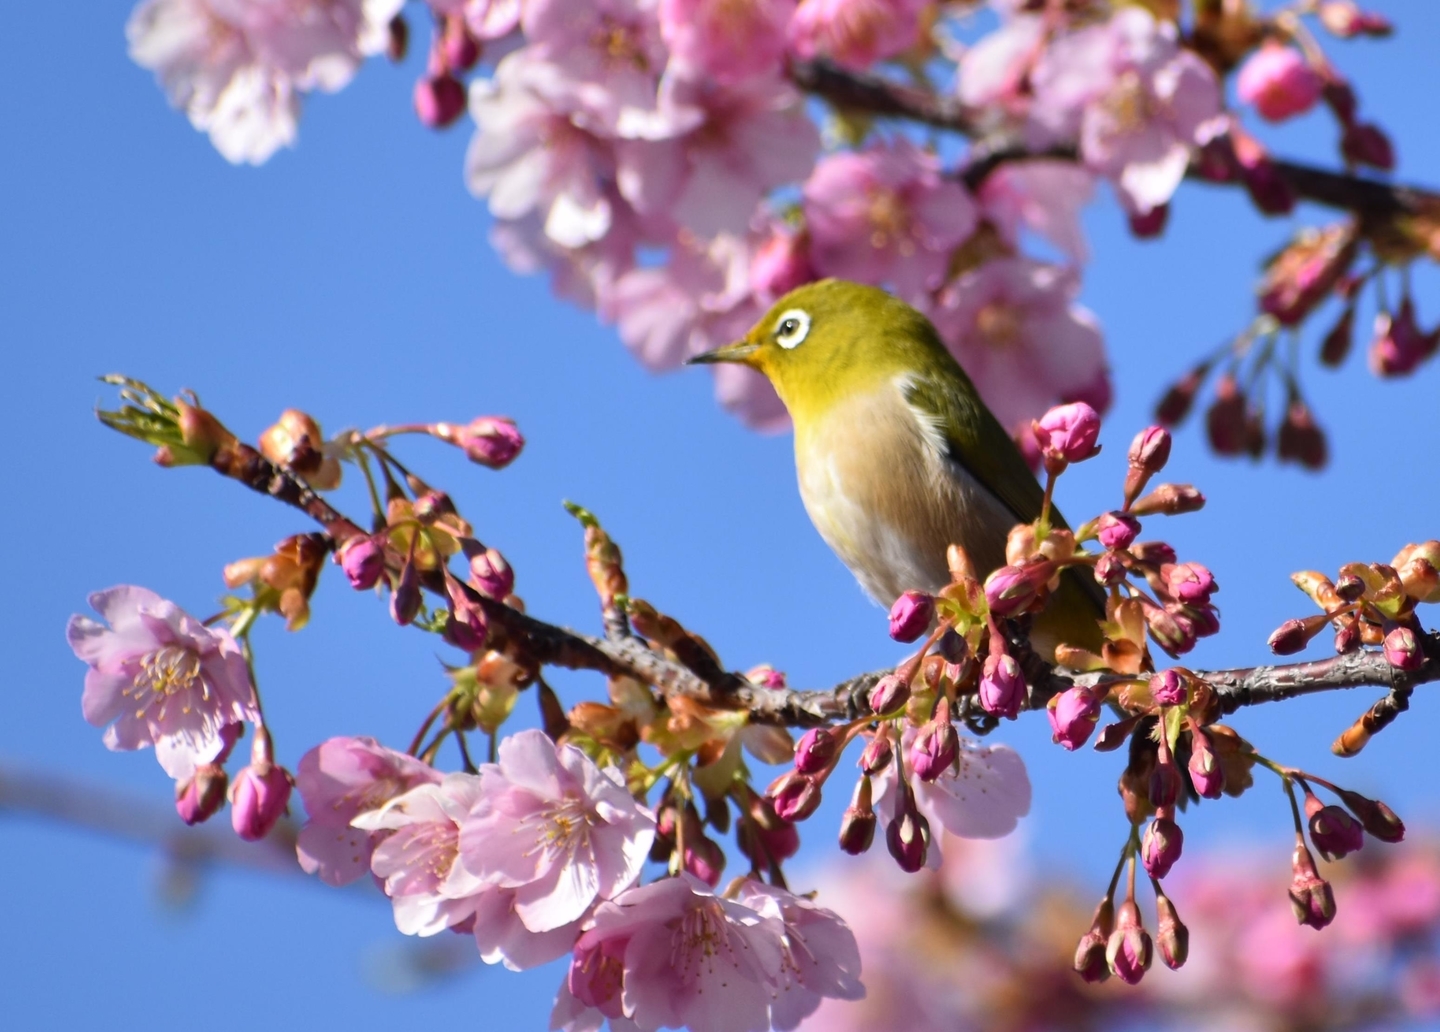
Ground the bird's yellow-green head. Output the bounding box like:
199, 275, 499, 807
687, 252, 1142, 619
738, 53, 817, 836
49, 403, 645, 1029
688, 279, 967, 427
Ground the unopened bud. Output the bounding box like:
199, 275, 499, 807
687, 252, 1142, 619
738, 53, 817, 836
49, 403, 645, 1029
909, 698, 959, 781
858, 732, 893, 775
1142, 815, 1184, 879
390, 553, 422, 626
1149, 669, 1188, 707
767, 771, 822, 823
1149, 759, 1183, 811
1289, 842, 1337, 929
1106, 899, 1153, 985
868, 674, 910, 715
1155, 893, 1189, 970
1342, 122, 1395, 170
1074, 897, 1114, 983
1187, 727, 1225, 799
1277, 400, 1328, 470
1233, 130, 1297, 214
441, 16, 480, 72
386, 14, 409, 62
434, 416, 526, 468
979, 653, 1025, 719
885, 781, 930, 873
337, 535, 386, 590
1305, 789, 1365, 860
838, 776, 877, 855
175, 764, 228, 826
1156, 368, 1204, 427
413, 74, 467, 129
1094, 551, 1127, 587
1032, 402, 1102, 473
1320, 305, 1355, 367
1097, 512, 1141, 551
1383, 626, 1424, 671
888, 591, 935, 643
468, 546, 515, 600
984, 563, 1042, 618
1131, 484, 1205, 517
1048, 686, 1100, 751
794, 727, 843, 776
1335, 788, 1405, 842
230, 760, 292, 841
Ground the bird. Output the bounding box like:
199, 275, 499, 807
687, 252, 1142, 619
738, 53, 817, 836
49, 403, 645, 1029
688, 278, 1104, 660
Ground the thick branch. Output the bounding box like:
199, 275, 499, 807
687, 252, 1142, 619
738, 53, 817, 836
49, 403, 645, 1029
789, 58, 1440, 218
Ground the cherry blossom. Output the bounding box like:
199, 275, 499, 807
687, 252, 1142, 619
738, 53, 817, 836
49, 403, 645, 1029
1031, 8, 1222, 215
872, 732, 1031, 867
67, 586, 259, 779
466, 51, 621, 249
557, 874, 787, 1032
126, 0, 399, 164
956, 12, 1045, 117
293, 735, 441, 887
616, 74, 819, 238
802, 138, 978, 302
1236, 42, 1324, 123
929, 258, 1109, 435
787, 0, 927, 73
353, 772, 491, 936
457, 729, 656, 933
976, 160, 1096, 265
658, 0, 795, 85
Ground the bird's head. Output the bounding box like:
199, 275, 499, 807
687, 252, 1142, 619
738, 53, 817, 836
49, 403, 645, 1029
688, 279, 948, 426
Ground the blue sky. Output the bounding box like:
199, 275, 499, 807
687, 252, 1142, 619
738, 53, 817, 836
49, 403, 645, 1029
3, 3, 1439, 1027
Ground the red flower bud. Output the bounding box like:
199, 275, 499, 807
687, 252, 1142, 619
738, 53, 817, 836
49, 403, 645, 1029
468, 546, 515, 600
390, 552, 422, 626
979, 653, 1025, 719
1032, 402, 1102, 472
1074, 897, 1114, 983
838, 776, 877, 855
1305, 790, 1365, 860
1106, 899, 1154, 985
337, 535, 386, 590
794, 727, 843, 776
984, 563, 1041, 618
1142, 815, 1184, 879
1335, 788, 1405, 842
1149, 760, 1183, 810
859, 732, 893, 775
909, 698, 959, 781
1289, 842, 1337, 929
413, 74, 467, 129
1320, 305, 1355, 367
885, 781, 930, 873
767, 771, 822, 823
175, 764, 228, 826
1097, 511, 1141, 551
1341, 122, 1395, 171
1187, 727, 1225, 799
1155, 892, 1189, 970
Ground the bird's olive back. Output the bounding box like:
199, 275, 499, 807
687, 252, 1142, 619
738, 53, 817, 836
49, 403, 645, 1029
746, 279, 957, 426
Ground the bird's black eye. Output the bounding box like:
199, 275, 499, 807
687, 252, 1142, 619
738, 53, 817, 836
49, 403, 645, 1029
774, 308, 811, 349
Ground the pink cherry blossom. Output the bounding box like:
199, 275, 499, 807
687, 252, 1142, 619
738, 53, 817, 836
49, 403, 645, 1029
658, 0, 795, 85
466, 51, 621, 249
735, 881, 866, 1030
1236, 42, 1324, 123
126, 0, 399, 164
490, 204, 642, 309
788, 0, 927, 73
977, 159, 1096, 264
956, 13, 1046, 117
1030, 8, 1222, 215
293, 735, 441, 887
352, 773, 491, 936
872, 732, 1030, 862
929, 257, 1109, 435
521, 0, 678, 140
560, 874, 787, 1032
461, 0, 524, 40
616, 74, 819, 238
802, 138, 978, 302
457, 729, 656, 933
67, 586, 259, 780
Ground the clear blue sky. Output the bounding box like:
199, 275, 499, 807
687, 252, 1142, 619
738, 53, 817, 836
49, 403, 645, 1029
3, 3, 1439, 1027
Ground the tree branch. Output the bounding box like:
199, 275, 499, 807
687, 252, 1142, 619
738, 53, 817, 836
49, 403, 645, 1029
789, 58, 1440, 218
200, 441, 1438, 736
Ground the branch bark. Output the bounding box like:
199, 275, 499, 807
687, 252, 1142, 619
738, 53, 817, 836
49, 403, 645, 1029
788, 58, 1440, 218
200, 440, 1439, 735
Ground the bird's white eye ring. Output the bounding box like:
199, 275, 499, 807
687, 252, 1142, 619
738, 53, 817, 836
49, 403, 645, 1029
774, 309, 811, 349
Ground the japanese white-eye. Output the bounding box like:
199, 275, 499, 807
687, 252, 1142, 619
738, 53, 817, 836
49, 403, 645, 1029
690, 278, 1104, 658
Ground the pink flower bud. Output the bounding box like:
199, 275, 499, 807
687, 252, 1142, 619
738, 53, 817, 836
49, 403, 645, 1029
1173, 603, 1221, 640
868, 673, 910, 715
1335, 788, 1405, 842
979, 653, 1025, 719
1384, 626, 1424, 671
390, 553, 422, 626
684, 832, 726, 887
413, 74, 467, 129
1369, 299, 1438, 377
887, 590, 934, 642
1048, 686, 1100, 751
445, 578, 489, 652
1106, 899, 1154, 985
1132, 541, 1178, 565
452, 416, 525, 469
175, 764, 228, 826
468, 546, 515, 600
1187, 728, 1225, 799
838, 776, 877, 856
1305, 791, 1365, 860
885, 781, 930, 873
1237, 43, 1323, 122
1130, 484, 1206, 517
1149, 669, 1188, 706
750, 227, 816, 301
1074, 898, 1114, 983
984, 562, 1043, 618
1097, 512, 1141, 551
1032, 402, 1102, 472
1142, 815, 1184, 879
1128, 425, 1172, 474
336, 535, 385, 590
794, 727, 843, 775
1289, 842, 1337, 929
859, 733, 893, 775
1094, 551, 1127, 587
1342, 121, 1395, 170
909, 698, 959, 781
1155, 893, 1189, 970
768, 771, 822, 823
441, 17, 480, 72
1233, 131, 1297, 214
1144, 602, 1196, 657
230, 761, 292, 841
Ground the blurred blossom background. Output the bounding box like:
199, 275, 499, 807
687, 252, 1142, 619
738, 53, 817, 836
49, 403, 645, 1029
3, 2, 1440, 1028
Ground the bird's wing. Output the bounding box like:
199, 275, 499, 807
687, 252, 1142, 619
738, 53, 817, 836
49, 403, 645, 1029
900, 371, 1050, 528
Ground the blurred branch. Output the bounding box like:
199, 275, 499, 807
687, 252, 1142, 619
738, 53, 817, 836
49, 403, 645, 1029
195, 439, 1439, 734
789, 58, 1440, 218
0, 759, 303, 879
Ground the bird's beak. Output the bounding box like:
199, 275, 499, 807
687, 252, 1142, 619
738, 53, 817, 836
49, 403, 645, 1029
686, 340, 759, 366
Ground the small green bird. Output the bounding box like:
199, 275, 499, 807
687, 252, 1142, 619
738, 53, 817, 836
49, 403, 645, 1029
689, 278, 1104, 659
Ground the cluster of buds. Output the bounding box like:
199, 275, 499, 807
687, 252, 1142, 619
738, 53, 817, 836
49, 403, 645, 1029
1073, 864, 1187, 986
410, 12, 480, 129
